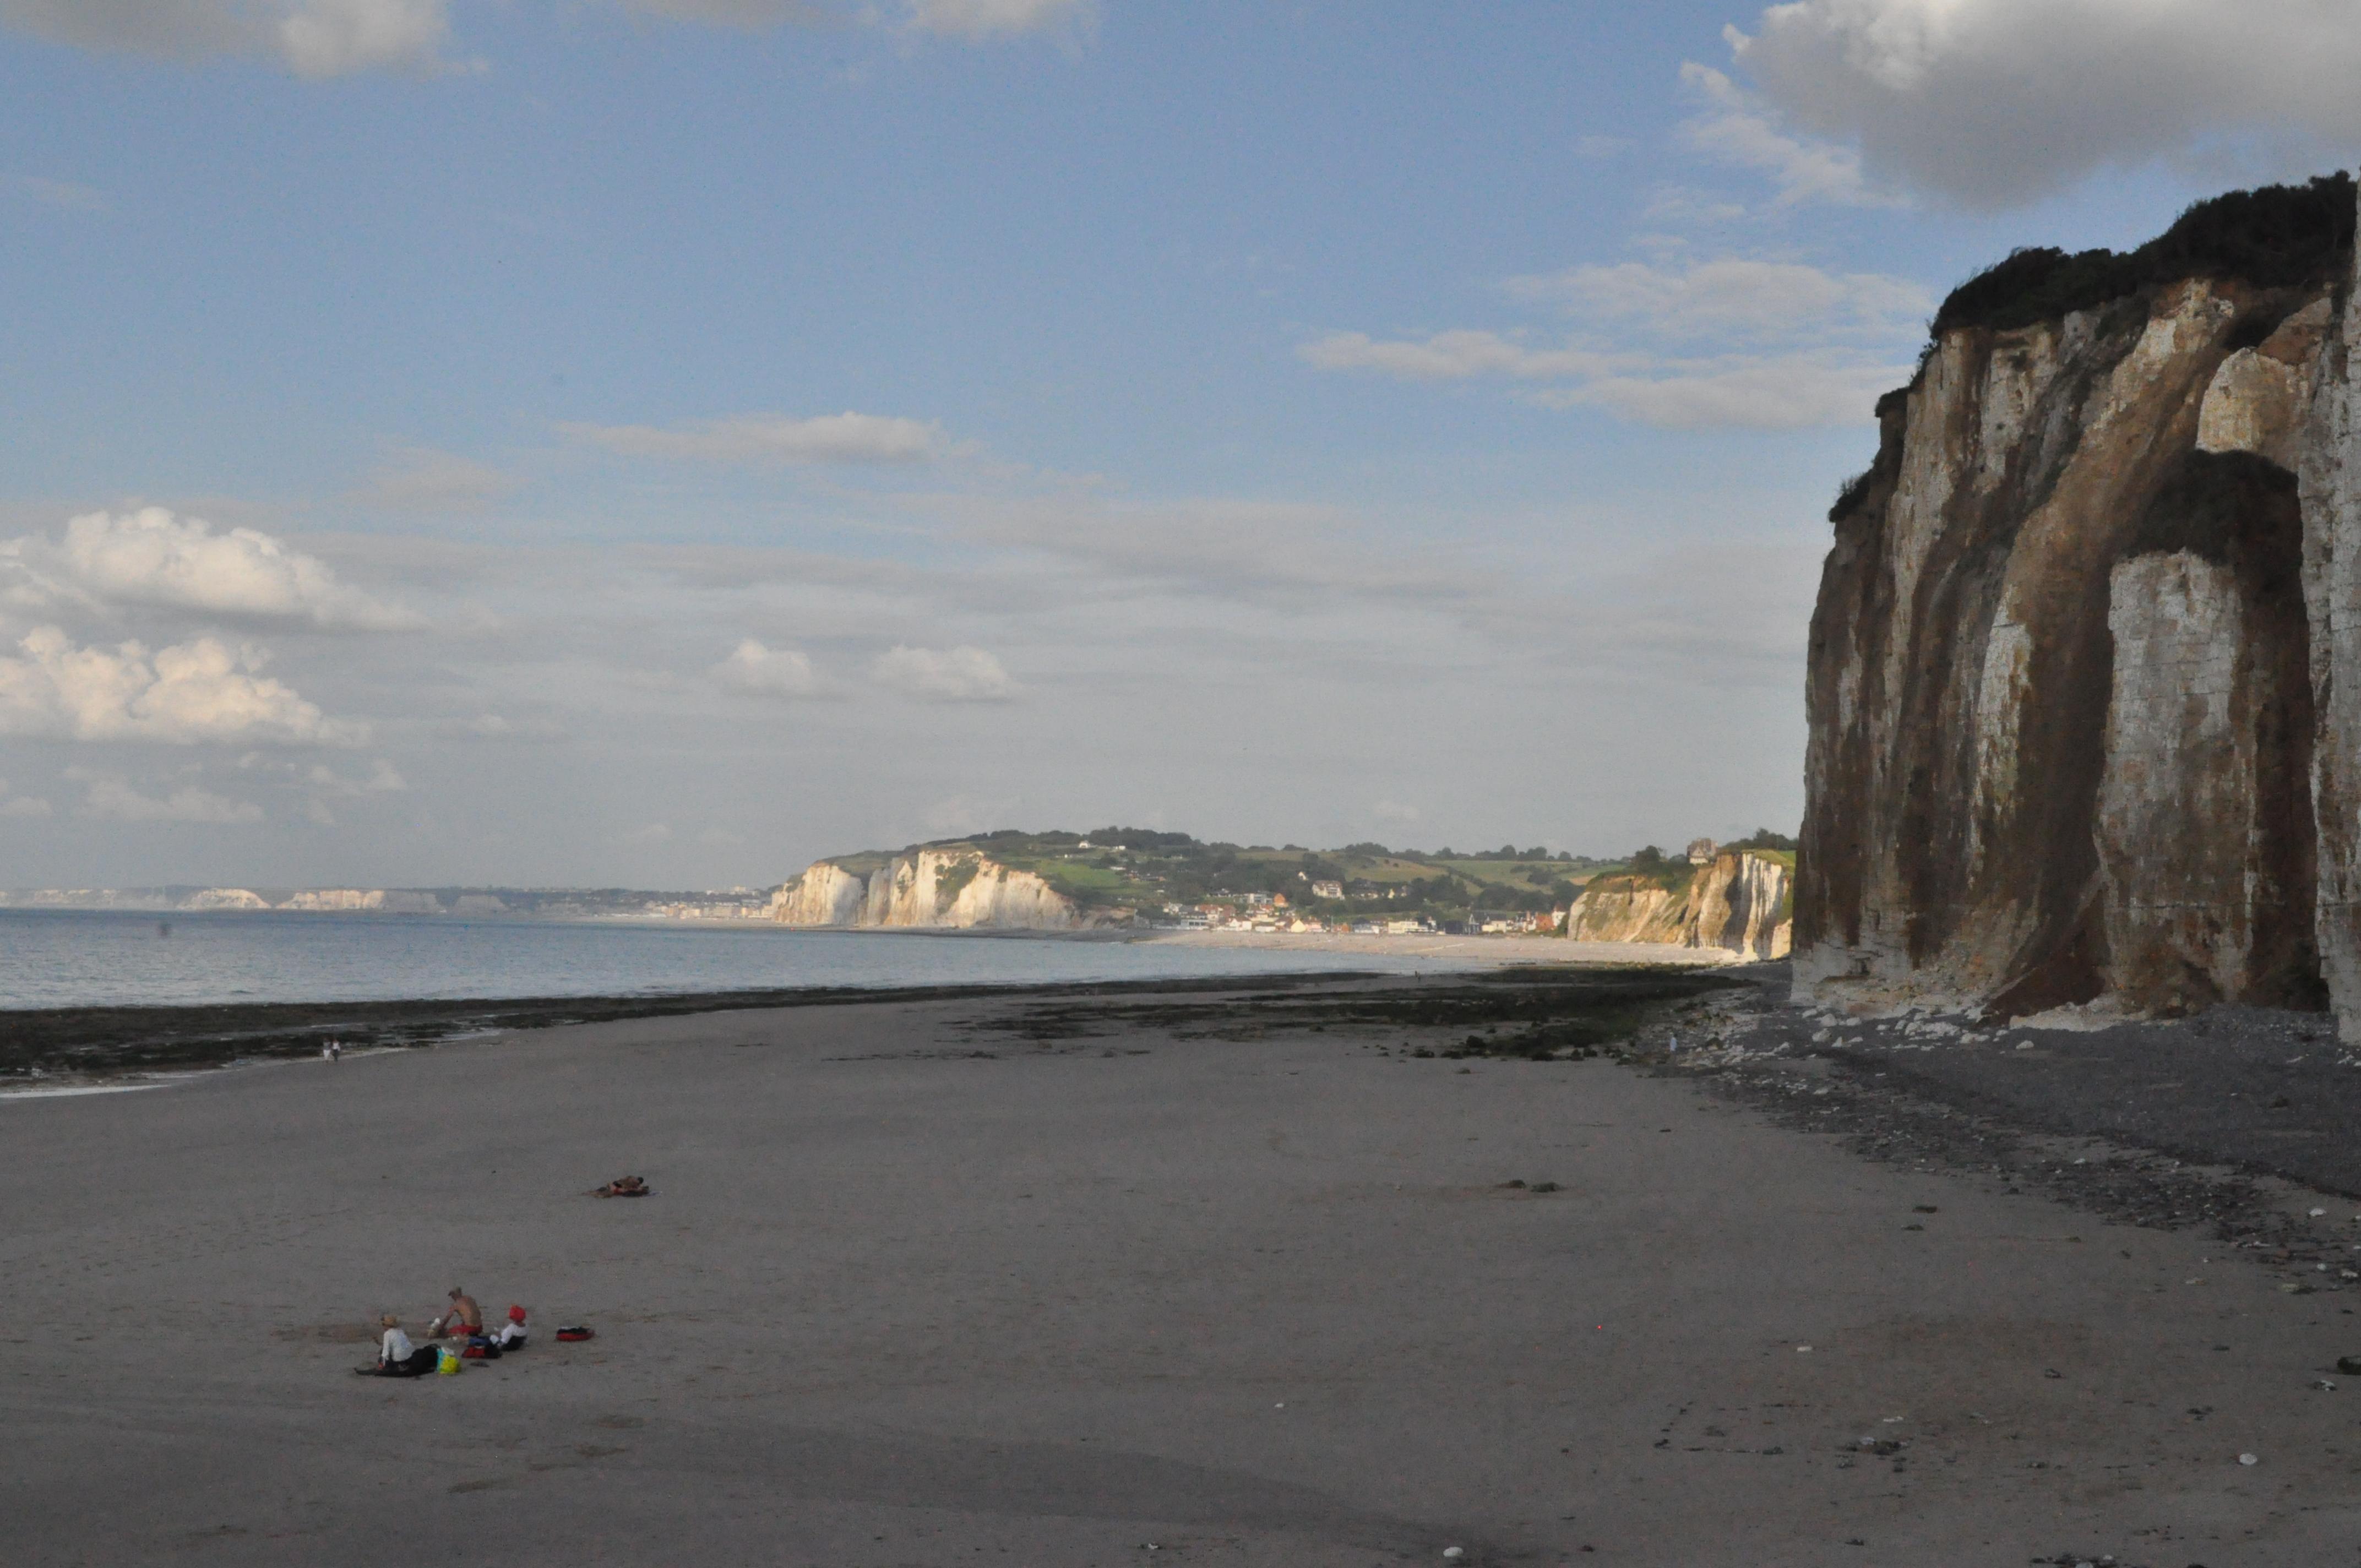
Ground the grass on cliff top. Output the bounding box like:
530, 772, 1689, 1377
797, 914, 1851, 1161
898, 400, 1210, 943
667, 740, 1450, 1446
1933, 171, 2355, 336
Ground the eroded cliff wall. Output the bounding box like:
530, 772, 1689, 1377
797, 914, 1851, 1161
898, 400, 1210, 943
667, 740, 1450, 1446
1571, 852, 1792, 960
1799, 176, 2355, 1024
769, 850, 1080, 931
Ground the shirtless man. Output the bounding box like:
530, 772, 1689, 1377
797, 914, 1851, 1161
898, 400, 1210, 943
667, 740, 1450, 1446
434, 1287, 482, 1338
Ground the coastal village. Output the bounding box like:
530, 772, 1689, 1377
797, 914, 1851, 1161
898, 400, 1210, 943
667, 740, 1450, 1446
0, 835, 1792, 956
761, 829, 1796, 959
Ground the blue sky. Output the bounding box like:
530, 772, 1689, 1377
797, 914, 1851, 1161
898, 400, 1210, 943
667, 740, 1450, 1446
3, 0, 2355, 888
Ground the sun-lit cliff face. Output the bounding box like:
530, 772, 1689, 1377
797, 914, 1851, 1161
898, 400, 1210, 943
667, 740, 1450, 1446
1569, 852, 1792, 960
768, 850, 1079, 931
1798, 174, 2361, 1028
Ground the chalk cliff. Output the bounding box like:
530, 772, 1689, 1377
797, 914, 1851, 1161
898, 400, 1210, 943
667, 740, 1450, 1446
1570, 852, 1792, 960
769, 849, 1081, 931
1798, 173, 2361, 1026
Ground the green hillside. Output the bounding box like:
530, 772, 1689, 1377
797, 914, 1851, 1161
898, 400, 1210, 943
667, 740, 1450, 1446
799, 827, 1786, 925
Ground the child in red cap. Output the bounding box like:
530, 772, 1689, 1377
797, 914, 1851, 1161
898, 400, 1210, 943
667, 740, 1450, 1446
491, 1304, 529, 1349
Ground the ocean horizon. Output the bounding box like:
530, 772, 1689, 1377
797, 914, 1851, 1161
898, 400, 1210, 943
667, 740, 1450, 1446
0, 907, 1450, 1011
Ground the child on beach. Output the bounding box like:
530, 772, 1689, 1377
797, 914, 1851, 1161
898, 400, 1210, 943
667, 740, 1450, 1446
491, 1305, 528, 1348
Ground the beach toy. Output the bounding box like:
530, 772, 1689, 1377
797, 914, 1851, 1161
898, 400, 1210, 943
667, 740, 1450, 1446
437, 1347, 460, 1374
555, 1325, 595, 1342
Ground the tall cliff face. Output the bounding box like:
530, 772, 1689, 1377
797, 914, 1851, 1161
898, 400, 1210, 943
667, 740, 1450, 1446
1799, 176, 2358, 1025
769, 861, 867, 927
1570, 852, 1792, 960
769, 850, 1080, 931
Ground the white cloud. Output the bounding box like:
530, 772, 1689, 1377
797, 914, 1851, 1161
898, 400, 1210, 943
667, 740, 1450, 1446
904, 0, 1091, 40
1373, 799, 1421, 825
1533, 353, 1913, 431
1678, 61, 1896, 208
1506, 258, 1930, 344
563, 412, 950, 466
1728, 0, 2361, 208
306, 758, 406, 797
353, 447, 519, 511
0, 778, 52, 818
0, 628, 365, 746
623, 821, 674, 844
72, 772, 263, 824
436, 712, 567, 742
1305, 255, 1926, 430
0, 0, 455, 78
873, 644, 1018, 703
1297, 331, 1615, 383
714, 638, 825, 698
969, 493, 1493, 605
622, 0, 1089, 39
4, 508, 422, 630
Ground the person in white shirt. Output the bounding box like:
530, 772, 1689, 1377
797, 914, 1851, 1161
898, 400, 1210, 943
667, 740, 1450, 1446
366, 1315, 436, 1376
490, 1304, 528, 1348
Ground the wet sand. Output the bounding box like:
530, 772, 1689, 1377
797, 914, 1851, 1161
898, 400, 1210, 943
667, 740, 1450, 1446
8, 973, 2360, 1565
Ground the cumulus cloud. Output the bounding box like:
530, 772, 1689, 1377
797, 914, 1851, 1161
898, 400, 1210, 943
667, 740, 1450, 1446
72, 772, 263, 824
1301, 255, 1924, 429
1677, 62, 1894, 208
0, 628, 364, 746
872, 644, 1019, 702
563, 412, 950, 466
0, 0, 456, 78
713, 638, 825, 698
1728, 0, 2361, 208
352, 447, 519, 511
3, 508, 422, 630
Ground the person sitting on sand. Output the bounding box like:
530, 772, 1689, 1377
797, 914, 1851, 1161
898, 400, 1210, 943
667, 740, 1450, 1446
431, 1288, 482, 1338
491, 1304, 528, 1349
366, 1315, 438, 1376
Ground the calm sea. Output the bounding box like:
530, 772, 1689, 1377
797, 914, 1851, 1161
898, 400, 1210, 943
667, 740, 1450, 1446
0, 909, 1443, 1010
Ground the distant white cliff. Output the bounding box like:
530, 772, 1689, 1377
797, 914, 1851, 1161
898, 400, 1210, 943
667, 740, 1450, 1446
770, 849, 1081, 930
1568, 852, 1793, 960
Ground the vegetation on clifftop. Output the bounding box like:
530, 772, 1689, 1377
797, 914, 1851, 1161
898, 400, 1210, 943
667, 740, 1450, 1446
1932, 172, 2355, 336
803, 827, 1760, 923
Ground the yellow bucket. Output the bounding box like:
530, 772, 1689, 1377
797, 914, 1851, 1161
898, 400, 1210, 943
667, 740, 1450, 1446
437, 1347, 460, 1375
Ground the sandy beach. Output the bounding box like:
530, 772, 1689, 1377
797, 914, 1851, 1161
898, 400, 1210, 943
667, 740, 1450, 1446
8, 970, 2359, 1565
